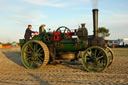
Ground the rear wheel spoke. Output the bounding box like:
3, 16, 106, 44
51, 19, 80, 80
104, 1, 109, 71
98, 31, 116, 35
24, 51, 32, 54
33, 61, 41, 65
36, 48, 42, 53
28, 43, 34, 52
26, 57, 32, 60
34, 43, 38, 52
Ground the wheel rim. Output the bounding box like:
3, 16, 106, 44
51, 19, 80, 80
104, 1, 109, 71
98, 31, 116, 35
82, 46, 108, 72
105, 47, 114, 67
21, 40, 49, 69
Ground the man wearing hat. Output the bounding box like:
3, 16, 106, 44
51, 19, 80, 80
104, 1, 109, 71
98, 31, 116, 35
39, 24, 46, 34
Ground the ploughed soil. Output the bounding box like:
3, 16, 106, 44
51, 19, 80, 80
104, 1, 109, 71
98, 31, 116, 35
0, 48, 128, 85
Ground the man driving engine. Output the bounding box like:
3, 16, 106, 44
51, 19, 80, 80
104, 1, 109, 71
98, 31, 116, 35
24, 25, 36, 42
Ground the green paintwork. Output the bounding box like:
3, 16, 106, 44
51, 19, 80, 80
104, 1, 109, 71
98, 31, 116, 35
20, 34, 88, 52
32, 35, 41, 40
82, 46, 108, 72
21, 40, 44, 69
57, 39, 87, 51
19, 39, 25, 48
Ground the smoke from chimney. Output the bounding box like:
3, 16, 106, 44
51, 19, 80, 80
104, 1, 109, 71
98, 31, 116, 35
91, 0, 99, 8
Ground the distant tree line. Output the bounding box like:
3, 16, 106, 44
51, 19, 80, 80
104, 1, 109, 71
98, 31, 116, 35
98, 27, 110, 39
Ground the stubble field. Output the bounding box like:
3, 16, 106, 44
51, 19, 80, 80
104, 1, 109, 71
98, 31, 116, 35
0, 48, 128, 85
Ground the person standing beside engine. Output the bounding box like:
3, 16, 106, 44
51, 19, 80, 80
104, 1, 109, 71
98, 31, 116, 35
39, 24, 46, 34
24, 25, 36, 42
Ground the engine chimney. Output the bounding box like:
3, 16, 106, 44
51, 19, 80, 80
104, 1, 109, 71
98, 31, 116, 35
92, 9, 98, 37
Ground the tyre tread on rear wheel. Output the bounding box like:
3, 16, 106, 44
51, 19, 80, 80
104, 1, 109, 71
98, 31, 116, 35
21, 40, 49, 69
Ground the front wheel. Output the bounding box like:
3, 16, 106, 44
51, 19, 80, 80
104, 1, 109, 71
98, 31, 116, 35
105, 46, 114, 67
82, 46, 108, 72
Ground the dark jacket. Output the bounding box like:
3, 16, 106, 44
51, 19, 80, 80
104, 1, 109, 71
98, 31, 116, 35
39, 27, 46, 34
24, 28, 35, 41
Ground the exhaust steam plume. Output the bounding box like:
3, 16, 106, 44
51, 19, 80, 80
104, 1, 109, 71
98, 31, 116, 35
91, 0, 99, 8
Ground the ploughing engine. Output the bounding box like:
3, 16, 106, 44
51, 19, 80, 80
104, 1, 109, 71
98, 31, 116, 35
19, 9, 114, 72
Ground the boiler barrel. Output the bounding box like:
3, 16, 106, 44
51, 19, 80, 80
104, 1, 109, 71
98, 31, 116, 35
56, 39, 88, 52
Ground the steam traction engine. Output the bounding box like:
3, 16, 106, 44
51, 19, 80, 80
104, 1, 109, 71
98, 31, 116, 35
20, 9, 114, 72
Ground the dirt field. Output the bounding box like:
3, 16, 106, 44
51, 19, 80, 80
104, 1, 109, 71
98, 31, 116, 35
0, 48, 128, 85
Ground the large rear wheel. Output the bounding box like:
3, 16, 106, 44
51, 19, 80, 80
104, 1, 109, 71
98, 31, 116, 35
82, 46, 108, 72
21, 40, 49, 69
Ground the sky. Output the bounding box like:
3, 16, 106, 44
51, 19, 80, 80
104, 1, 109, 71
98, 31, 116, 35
0, 0, 128, 43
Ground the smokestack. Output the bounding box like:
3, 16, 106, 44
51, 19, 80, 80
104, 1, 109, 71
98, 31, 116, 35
92, 9, 98, 37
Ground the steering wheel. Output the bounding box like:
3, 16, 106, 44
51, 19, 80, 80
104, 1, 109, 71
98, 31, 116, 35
56, 26, 71, 39
56, 26, 71, 33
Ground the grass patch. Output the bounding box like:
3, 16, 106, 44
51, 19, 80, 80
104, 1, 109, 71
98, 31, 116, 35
112, 48, 128, 57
